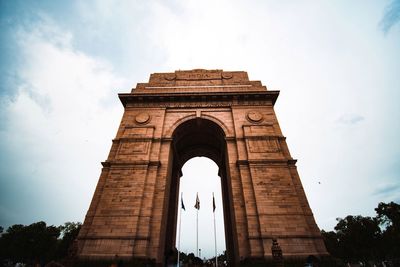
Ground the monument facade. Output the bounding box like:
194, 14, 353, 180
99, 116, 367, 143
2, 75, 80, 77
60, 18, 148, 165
77, 69, 328, 265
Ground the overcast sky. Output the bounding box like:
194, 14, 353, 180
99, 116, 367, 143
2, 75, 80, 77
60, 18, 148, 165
0, 0, 399, 259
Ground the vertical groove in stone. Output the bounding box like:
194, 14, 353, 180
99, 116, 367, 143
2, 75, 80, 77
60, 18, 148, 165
238, 163, 264, 257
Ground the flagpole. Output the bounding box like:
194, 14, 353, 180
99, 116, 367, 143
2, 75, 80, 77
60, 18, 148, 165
194, 192, 200, 258
196, 204, 199, 258
213, 192, 218, 267
177, 192, 183, 267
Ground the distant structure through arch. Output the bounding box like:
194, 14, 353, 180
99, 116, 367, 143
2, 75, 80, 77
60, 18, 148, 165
76, 69, 328, 266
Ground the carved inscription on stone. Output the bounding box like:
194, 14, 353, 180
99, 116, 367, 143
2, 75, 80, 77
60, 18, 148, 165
117, 141, 150, 156
126, 99, 272, 108
247, 138, 281, 153
176, 70, 221, 80
122, 127, 154, 138
243, 125, 275, 137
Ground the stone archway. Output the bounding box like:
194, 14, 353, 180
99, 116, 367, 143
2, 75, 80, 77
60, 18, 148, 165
163, 118, 238, 265
76, 69, 328, 266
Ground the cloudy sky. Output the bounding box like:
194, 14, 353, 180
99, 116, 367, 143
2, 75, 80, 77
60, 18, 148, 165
0, 0, 399, 259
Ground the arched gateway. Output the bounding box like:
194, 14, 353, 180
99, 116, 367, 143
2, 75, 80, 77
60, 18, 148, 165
77, 69, 328, 265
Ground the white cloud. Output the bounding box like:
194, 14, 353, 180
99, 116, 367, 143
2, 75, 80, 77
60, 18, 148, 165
0, 16, 128, 226
336, 113, 365, 125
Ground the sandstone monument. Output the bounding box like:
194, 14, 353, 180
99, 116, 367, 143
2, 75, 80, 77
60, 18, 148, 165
76, 69, 328, 265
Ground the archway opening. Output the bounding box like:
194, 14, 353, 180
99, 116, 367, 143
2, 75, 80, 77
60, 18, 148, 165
176, 157, 226, 261
163, 118, 238, 265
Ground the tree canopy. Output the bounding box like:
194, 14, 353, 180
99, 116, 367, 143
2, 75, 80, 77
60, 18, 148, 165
0, 221, 81, 265
321, 201, 400, 264
375, 201, 400, 258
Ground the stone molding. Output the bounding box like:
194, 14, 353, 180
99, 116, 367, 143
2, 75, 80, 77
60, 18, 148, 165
119, 90, 279, 108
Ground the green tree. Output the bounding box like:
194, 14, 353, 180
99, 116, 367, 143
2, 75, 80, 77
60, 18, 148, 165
375, 201, 400, 229
322, 202, 400, 263
56, 222, 81, 259
0, 221, 60, 264
334, 215, 381, 262
375, 201, 400, 258
320, 230, 341, 258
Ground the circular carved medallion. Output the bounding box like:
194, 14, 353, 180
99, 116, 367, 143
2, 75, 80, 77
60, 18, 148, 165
247, 111, 263, 123
164, 73, 176, 81
221, 72, 233, 79
135, 113, 150, 124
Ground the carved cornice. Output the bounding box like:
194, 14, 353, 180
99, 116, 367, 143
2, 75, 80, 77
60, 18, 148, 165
78, 235, 150, 240
248, 234, 324, 240
246, 212, 315, 217
119, 91, 279, 108
101, 160, 161, 167
232, 136, 286, 141
236, 159, 297, 166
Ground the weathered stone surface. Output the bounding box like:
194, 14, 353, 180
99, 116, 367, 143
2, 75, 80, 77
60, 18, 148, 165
77, 69, 328, 266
